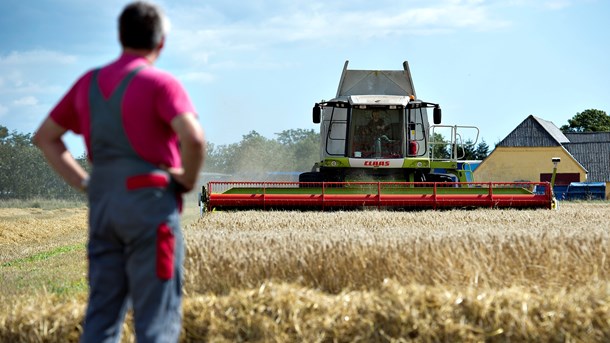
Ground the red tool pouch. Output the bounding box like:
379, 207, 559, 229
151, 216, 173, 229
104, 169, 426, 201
156, 223, 175, 280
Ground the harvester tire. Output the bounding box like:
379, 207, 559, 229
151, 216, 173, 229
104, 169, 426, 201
198, 185, 209, 217
299, 172, 323, 183
298, 172, 324, 188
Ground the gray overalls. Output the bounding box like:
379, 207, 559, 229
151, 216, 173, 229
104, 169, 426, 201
81, 67, 184, 343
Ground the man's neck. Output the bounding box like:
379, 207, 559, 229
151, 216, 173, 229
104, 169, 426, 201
122, 48, 159, 64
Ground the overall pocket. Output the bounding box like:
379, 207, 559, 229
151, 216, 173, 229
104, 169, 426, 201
156, 223, 175, 280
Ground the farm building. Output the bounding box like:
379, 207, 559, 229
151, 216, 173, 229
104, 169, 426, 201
474, 115, 610, 199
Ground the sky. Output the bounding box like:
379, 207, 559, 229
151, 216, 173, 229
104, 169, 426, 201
0, 0, 609, 158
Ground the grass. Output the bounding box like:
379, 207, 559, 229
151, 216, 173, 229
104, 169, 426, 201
0, 244, 88, 298
0, 197, 86, 210
2, 243, 85, 267
1, 201, 609, 342
0, 196, 201, 299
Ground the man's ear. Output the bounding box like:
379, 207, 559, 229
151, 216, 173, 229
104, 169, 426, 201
157, 36, 165, 51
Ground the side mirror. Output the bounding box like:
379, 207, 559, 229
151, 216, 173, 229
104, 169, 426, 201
433, 106, 442, 124
313, 104, 321, 124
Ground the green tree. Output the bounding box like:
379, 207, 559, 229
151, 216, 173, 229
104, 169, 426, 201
205, 129, 320, 176
275, 129, 320, 171
205, 131, 283, 178
233, 131, 285, 175
474, 139, 490, 160
430, 135, 488, 161
429, 132, 449, 159
560, 109, 610, 132
275, 128, 316, 146
461, 139, 477, 160
203, 142, 221, 172
0, 125, 87, 200
0, 126, 8, 141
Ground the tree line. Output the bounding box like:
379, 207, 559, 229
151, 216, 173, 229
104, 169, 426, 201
0, 126, 322, 200
560, 109, 610, 132
204, 129, 320, 176
8, 107, 608, 200
430, 133, 490, 161
0, 126, 88, 200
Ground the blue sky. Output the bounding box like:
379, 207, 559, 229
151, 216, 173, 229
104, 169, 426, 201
1, 0, 608, 158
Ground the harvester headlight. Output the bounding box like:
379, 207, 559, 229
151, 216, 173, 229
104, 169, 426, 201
331, 161, 338, 166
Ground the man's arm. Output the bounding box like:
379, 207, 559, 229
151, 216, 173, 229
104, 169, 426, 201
33, 118, 89, 191
168, 112, 206, 192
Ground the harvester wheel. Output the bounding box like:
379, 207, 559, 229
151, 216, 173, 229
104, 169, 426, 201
299, 171, 322, 182
299, 172, 324, 188
198, 185, 209, 217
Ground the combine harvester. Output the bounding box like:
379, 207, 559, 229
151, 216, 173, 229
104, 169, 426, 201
199, 61, 556, 212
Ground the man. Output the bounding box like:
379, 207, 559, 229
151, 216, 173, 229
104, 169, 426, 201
33, 2, 205, 342
363, 110, 392, 157
366, 110, 387, 137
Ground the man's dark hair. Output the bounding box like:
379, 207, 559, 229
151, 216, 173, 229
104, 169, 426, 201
119, 1, 165, 50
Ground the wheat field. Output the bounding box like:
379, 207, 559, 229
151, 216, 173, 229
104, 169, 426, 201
1, 202, 610, 342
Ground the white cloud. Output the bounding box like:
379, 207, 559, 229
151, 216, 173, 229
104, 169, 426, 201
0, 49, 82, 134
0, 98, 51, 134
0, 49, 79, 95
544, 0, 572, 10
502, 0, 578, 10
179, 71, 215, 84
13, 96, 39, 107
0, 49, 77, 66
165, 0, 510, 71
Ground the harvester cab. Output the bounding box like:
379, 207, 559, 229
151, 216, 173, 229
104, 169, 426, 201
301, 60, 477, 185
200, 61, 556, 212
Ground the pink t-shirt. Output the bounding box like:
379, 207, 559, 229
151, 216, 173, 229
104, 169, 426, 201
50, 53, 196, 168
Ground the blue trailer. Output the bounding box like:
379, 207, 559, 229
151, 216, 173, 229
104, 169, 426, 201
565, 182, 606, 200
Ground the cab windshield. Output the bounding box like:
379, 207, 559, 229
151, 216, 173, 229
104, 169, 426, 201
349, 108, 403, 158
